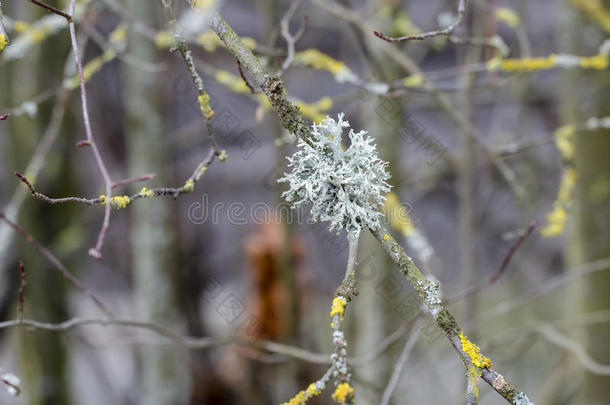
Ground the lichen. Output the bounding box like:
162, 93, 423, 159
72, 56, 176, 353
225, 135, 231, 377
403, 74, 424, 88
331, 382, 354, 404
99, 195, 131, 209
183, 179, 195, 192
278, 114, 391, 238
140, 187, 155, 198
541, 168, 576, 236
495, 7, 521, 28
280, 382, 322, 405
218, 149, 228, 162
459, 332, 492, 369
0, 34, 8, 52
198, 93, 214, 119
513, 391, 535, 405
330, 296, 346, 319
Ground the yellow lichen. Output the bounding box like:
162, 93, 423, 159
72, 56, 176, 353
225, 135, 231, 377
280, 382, 321, 405
215, 70, 251, 94
541, 168, 577, 236
214, 70, 271, 109
194, 165, 208, 181
331, 383, 354, 404
13, 21, 31, 33
197, 31, 222, 52
218, 149, 228, 162
330, 297, 346, 319
554, 125, 575, 161
459, 332, 492, 369
0, 34, 8, 52
580, 53, 609, 69
404, 74, 424, 88
295, 49, 350, 77
296, 97, 333, 123
110, 195, 130, 209
495, 7, 521, 28
109, 23, 127, 43
197, 30, 256, 52
99, 195, 131, 209
198, 92, 215, 119
140, 187, 155, 198
500, 54, 557, 71
155, 31, 174, 49
384, 192, 415, 237
183, 179, 195, 192
192, 0, 215, 9
383, 234, 390, 241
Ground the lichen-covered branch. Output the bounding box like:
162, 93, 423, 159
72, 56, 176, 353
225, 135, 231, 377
209, 10, 313, 144
371, 226, 533, 404
208, 8, 531, 404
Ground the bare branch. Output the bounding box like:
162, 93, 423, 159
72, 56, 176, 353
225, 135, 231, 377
236, 59, 256, 93
380, 318, 423, 405
17, 261, 26, 323
67, 0, 114, 258
15, 172, 103, 205
537, 324, 610, 376
0, 212, 112, 317
112, 173, 155, 189
278, 0, 308, 74
374, 0, 466, 42
444, 220, 537, 305
25, 0, 73, 22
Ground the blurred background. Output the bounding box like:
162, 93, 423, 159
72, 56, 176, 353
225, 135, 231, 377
1, 0, 609, 404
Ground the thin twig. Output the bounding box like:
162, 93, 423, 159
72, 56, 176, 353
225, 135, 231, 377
374, 0, 466, 42
279, 0, 308, 73
444, 220, 537, 305
380, 318, 423, 405
537, 325, 610, 376
25, 0, 73, 22
236, 59, 256, 93
0, 374, 20, 397
111, 173, 155, 189
0, 212, 112, 317
68, 0, 114, 258
351, 314, 424, 367
469, 257, 610, 330
0, 317, 329, 364
15, 172, 103, 205
17, 261, 26, 323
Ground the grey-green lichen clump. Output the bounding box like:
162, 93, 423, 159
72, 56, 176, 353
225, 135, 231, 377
279, 114, 391, 238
